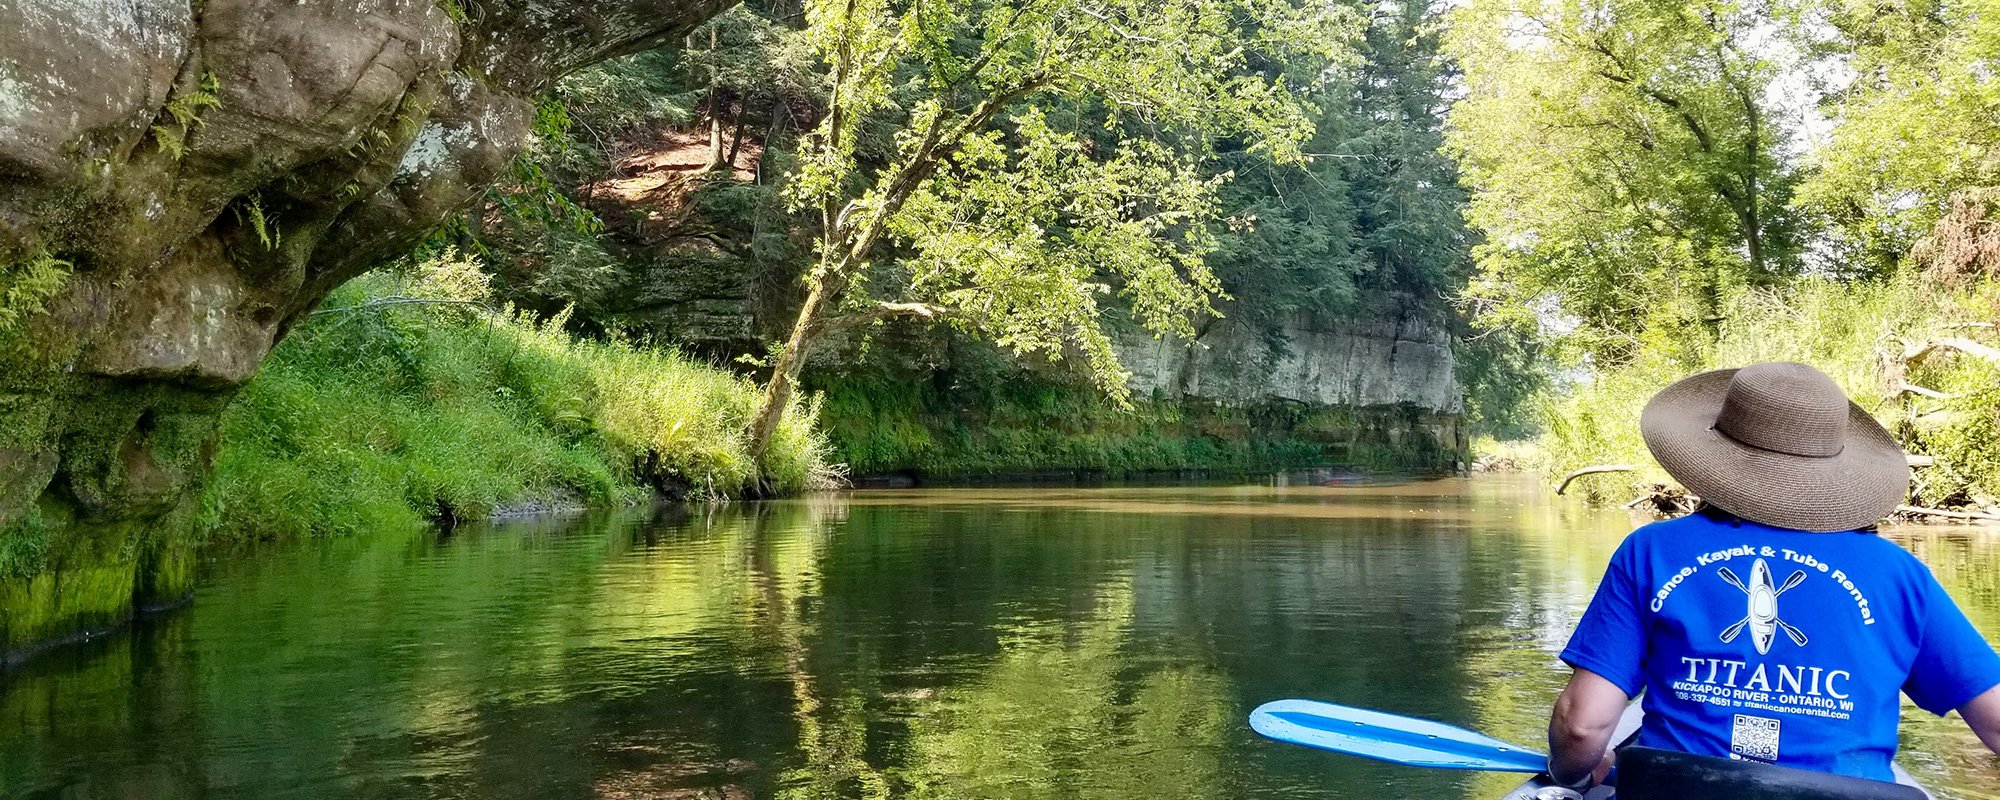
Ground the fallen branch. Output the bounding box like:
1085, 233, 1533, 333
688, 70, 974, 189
1897, 504, 2000, 522
1903, 336, 2000, 368
1556, 464, 1636, 495
1622, 484, 1701, 517
1897, 382, 1955, 400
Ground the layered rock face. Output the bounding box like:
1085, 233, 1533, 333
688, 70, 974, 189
0, 0, 731, 660
1118, 300, 1466, 469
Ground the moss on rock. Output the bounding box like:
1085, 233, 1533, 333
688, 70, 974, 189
0, 0, 741, 662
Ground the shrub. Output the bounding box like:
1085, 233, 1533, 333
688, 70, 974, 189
1539, 276, 2000, 508
201, 251, 833, 542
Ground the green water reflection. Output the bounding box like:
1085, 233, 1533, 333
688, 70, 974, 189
2, 478, 1997, 798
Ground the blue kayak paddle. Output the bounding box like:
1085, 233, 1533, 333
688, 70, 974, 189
1249, 699, 1549, 773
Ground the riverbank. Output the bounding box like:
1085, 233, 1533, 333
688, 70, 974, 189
0, 252, 836, 661
198, 252, 838, 543
1540, 276, 2000, 512
818, 371, 1466, 481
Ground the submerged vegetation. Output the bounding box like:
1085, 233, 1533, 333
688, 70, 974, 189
203, 250, 833, 542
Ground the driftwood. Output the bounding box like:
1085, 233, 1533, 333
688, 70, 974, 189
1623, 484, 1700, 518
1896, 382, 1955, 400
1897, 505, 2000, 522
1556, 464, 1636, 495
1903, 336, 2000, 369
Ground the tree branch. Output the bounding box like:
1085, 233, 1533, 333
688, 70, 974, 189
1075, 4, 1162, 43
1898, 504, 2000, 522
1556, 464, 1636, 495
839, 71, 1053, 266
818, 301, 951, 334
1904, 336, 2000, 368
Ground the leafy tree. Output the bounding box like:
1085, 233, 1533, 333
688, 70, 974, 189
469, 3, 820, 327
1444, 0, 1805, 360
676, 5, 821, 173
741, 0, 1358, 465
1796, 0, 2000, 275
1193, 0, 1473, 348
1341, 0, 1476, 301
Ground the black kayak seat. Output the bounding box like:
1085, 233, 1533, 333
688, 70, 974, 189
1615, 747, 1926, 800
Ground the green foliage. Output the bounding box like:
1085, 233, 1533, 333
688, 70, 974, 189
494, 98, 605, 236
821, 375, 1358, 477
235, 193, 281, 250
1796, 0, 2000, 273
557, 51, 700, 142
0, 251, 69, 333
1456, 318, 1554, 441
1538, 276, 2000, 508
0, 506, 55, 581
1210, 0, 1482, 364
815, 331, 1455, 477
150, 71, 221, 161
1445, 0, 1804, 360
203, 251, 834, 542
434, 0, 468, 24
1442, 0, 2000, 481
782, 0, 1360, 401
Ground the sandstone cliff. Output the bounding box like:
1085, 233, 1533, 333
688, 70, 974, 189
1116, 300, 1465, 470
0, 0, 730, 661
1119, 304, 1461, 413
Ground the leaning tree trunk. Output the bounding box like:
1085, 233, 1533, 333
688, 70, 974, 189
745, 268, 848, 469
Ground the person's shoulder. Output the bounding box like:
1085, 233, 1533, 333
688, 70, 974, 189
1834, 530, 1929, 572
1607, 514, 1713, 561
1628, 512, 1722, 542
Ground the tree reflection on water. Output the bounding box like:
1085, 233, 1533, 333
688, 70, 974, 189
3, 481, 1998, 799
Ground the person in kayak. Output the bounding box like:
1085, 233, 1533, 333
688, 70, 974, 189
1546, 362, 2000, 791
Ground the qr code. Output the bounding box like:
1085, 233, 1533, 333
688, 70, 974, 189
1732, 714, 1781, 761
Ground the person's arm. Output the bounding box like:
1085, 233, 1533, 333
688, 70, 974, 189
1959, 684, 2000, 755
1903, 565, 2000, 745
1548, 667, 1629, 788
1551, 532, 1648, 788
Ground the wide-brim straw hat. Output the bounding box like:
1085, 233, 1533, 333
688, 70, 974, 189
1640, 362, 1910, 532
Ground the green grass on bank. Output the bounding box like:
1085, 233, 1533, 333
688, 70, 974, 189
1541, 276, 2000, 509
200, 252, 834, 542
817, 369, 1460, 478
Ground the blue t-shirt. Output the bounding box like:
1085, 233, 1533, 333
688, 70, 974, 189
1562, 511, 2000, 782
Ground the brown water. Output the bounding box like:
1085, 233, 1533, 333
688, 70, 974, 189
2, 477, 1996, 798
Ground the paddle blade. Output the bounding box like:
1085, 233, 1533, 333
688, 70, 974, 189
1777, 618, 1809, 647
1249, 699, 1549, 773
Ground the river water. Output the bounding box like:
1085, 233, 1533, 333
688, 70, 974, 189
3, 478, 1997, 799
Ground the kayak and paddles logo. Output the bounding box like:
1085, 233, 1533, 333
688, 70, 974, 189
1717, 558, 1809, 655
